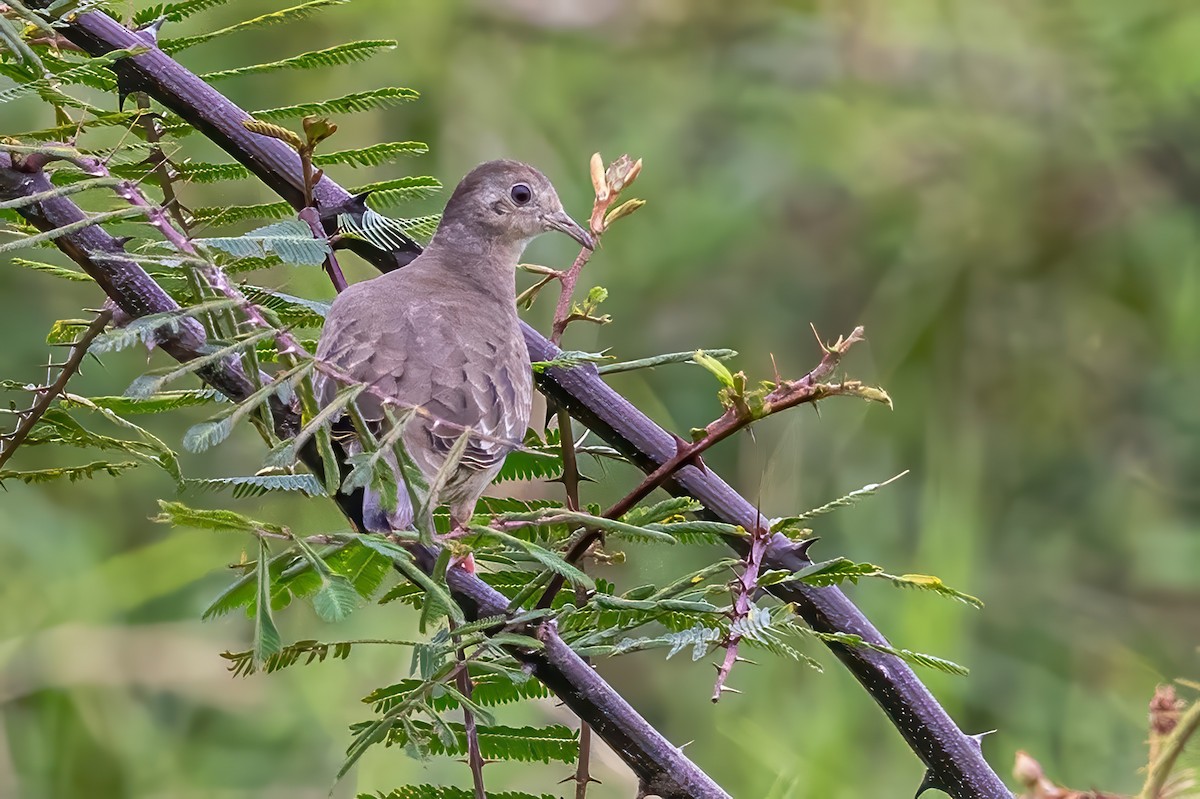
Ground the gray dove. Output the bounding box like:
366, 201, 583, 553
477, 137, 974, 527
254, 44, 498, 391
315, 160, 593, 533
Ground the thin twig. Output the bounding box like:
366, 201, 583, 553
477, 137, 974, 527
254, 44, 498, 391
554, 407, 598, 798
1140, 697, 1200, 799
299, 205, 347, 293
0, 309, 112, 469
450, 620, 488, 799
537, 326, 874, 610
712, 513, 768, 702
550, 246, 595, 345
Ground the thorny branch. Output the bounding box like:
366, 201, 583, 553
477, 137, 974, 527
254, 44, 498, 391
0, 308, 112, 469
450, 621, 488, 799
712, 516, 768, 703
548, 152, 643, 345
538, 325, 882, 610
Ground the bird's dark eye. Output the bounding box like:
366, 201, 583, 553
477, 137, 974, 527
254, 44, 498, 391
510, 183, 533, 205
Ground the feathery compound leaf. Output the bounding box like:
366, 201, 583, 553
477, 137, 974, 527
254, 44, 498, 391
492, 447, 561, 483
287, 537, 359, 620
0, 461, 139, 484
88, 299, 237, 355
179, 143, 425, 184
370, 722, 578, 764
174, 161, 256, 184
182, 361, 312, 453
195, 220, 331, 266
0, 177, 124, 211
530, 350, 614, 373
264, 382, 363, 468
62, 389, 222, 415
808, 630, 969, 676
597, 347, 739, 375
193, 178, 439, 227
252, 87, 419, 121
880, 573, 984, 609
160, 0, 348, 53
353, 176, 442, 208
241, 287, 328, 327
124, 328, 278, 398
771, 471, 910, 530
21, 406, 181, 485
620, 496, 704, 526
222, 638, 394, 677
0, 12, 46, 74
201, 40, 397, 82
315, 141, 427, 168
16, 259, 95, 284
366, 673, 550, 714
786, 557, 882, 587
253, 538, 283, 668
132, 0, 233, 25
190, 200, 294, 227
12, 109, 144, 141
468, 526, 594, 590
153, 499, 285, 536
357, 536, 465, 626
186, 473, 326, 499
0, 47, 146, 105
0, 206, 148, 253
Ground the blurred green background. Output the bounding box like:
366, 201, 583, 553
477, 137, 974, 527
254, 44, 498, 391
3, 0, 1200, 796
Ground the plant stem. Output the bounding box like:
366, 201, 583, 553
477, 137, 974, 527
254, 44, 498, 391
0, 309, 112, 469
1139, 698, 1200, 799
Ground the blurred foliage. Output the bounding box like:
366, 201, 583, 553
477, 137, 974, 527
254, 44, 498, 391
2, 0, 1200, 797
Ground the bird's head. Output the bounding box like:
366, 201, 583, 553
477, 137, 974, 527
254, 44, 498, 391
435, 159, 594, 252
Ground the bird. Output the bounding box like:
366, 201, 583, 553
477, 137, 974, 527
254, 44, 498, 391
315, 159, 594, 534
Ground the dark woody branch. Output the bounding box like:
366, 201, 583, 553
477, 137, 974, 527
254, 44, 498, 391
0, 152, 728, 799
17, 6, 1011, 797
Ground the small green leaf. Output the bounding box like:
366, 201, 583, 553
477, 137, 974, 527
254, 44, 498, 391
253, 538, 283, 668
692, 349, 735, 388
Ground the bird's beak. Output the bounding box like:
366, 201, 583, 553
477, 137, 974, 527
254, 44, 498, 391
545, 210, 595, 250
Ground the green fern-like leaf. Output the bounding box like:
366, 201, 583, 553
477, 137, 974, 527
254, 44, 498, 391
316, 141, 428, 168
195, 220, 331, 265
252, 87, 419, 120
153, 499, 285, 536
493, 447, 561, 483
354, 176, 441, 209
369, 721, 578, 765
224, 638, 353, 678
61, 390, 222, 415
192, 177, 439, 226
160, 0, 348, 53
132, 0, 234, 25
240, 287, 328, 328
366, 672, 550, 715
186, 473, 326, 498
880, 573, 984, 609
0, 460, 139, 483
14, 259, 95, 283
201, 40, 397, 82
179, 142, 427, 185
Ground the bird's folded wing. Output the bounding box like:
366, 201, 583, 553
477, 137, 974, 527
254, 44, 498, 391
314, 301, 529, 472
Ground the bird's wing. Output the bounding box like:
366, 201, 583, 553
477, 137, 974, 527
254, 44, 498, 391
315, 283, 529, 473
423, 320, 531, 472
